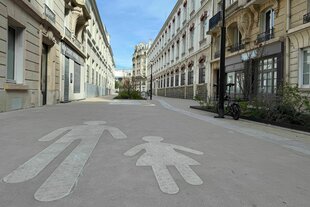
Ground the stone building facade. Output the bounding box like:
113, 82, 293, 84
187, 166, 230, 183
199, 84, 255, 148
148, 0, 299, 101
84, 0, 115, 98
132, 42, 151, 92
0, 0, 63, 112
60, 0, 90, 102
147, 0, 213, 100
0, 0, 115, 112
287, 0, 310, 93
208, 0, 286, 100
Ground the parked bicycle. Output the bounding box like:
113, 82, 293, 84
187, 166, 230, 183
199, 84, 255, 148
225, 83, 241, 120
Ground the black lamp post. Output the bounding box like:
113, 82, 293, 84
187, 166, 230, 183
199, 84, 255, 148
150, 61, 153, 100
216, 0, 226, 118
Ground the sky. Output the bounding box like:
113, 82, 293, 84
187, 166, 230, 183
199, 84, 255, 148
97, 0, 177, 70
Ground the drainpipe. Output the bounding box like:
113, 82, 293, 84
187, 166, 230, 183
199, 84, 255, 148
285, 0, 291, 84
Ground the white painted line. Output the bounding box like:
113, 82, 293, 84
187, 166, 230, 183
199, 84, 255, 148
3, 121, 127, 202
124, 136, 203, 194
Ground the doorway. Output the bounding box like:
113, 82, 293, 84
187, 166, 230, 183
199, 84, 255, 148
41, 44, 48, 105
64, 57, 70, 102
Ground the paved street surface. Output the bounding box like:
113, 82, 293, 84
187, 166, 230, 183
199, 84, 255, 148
0, 96, 310, 207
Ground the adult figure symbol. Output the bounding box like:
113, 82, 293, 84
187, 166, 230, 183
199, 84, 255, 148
124, 136, 203, 194
3, 121, 127, 202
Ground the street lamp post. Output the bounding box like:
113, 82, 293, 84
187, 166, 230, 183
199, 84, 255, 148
150, 61, 154, 100
216, 0, 226, 118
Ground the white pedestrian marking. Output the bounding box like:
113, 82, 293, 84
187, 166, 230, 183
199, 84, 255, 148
124, 136, 203, 194
3, 121, 127, 202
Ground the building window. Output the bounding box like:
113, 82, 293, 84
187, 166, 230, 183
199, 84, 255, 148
181, 70, 186, 85
175, 71, 179, 86
301, 48, 310, 88
7, 27, 15, 81
177, 11, 181, 29
7, 26, 24, 83
199, 65, 205, 83
74, 62, 81, 93
167, 75, 170, 87
183, 3, 187, 23
176, 41, 180, 58
200, 17, 208, 41
191, 0, 195, 13
182, 35, 186, 55
87, 65, 90, 84
229, 25, 243, 52
164, 76, 166, 87
188, 68, 194, 85
226, 71, 244, 97
171, 73, 174, 87
172, 19, 175, 35
258, 57, 278, 94
258, 8, 275, 43
189, 28, 194, 50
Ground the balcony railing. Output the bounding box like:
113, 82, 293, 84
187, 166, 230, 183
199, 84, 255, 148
44, 4, 56, 23
304, 12, 310, 24
257, 28, 274, 43
209, 11, 222, 31
229, 43, 245, 53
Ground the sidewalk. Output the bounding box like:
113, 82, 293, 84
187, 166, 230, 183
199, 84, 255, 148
153, 96, 310, 155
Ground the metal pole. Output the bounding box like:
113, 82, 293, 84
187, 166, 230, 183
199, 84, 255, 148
217, 0, 226, 118
150, 64, 153, 100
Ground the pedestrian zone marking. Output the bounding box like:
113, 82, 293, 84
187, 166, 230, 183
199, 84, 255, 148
124, 136, 203, 194
3, 121, 127, 202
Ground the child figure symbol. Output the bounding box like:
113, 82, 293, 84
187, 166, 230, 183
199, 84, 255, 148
3, 121, 127, 202
124, 136, 203, 194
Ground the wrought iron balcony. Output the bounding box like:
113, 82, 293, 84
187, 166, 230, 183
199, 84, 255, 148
256, 28, 274, 43
229, 43, 245, 53
304, 12, 310, 24
209, 11, 222, 31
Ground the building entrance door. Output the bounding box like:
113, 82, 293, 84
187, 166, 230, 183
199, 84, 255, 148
64, 57, 70, 102
41, 44, 48, 105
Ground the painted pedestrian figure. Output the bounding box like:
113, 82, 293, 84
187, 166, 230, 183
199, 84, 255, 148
3, 121, 127, 202
124, 136, 203, 194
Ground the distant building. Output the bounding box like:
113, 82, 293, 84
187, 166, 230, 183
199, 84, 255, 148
83, 0, 115, 99
147, 0, 211, 100
0, 0, 115, 112
114, 69, 132, 81
132, 42, 152, 92
148, 0, 307, 101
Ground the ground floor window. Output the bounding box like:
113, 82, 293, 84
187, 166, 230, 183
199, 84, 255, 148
226, 70, 244, 98
171, 75, 174, 87
167, 76, 169, 87
74, 62, 81, 93
199, 66, 205, 84
301, 48, 310, 88
175, 72, 179, 86
188, 69, 193, 85
181, 70, 185, 86
258, 56, 277, 94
